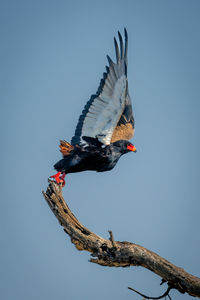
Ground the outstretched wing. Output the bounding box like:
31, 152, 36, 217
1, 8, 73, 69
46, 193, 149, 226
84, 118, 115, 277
71, 29, 135, 146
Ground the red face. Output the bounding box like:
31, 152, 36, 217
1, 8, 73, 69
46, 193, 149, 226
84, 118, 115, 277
127, 143, 137, 152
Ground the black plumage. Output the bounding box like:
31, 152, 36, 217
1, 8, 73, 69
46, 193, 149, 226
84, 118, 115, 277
54, 139, 135, 174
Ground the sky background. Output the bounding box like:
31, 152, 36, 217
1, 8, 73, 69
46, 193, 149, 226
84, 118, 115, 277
1, 0, 200, 299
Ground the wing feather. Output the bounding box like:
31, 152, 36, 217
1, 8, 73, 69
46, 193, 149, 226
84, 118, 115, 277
118, 31, 124, 58
114, 37, 120, 63
71, 29, 134, 146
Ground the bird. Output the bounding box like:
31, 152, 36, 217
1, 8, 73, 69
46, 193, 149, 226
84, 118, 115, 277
51, 29, 136, 187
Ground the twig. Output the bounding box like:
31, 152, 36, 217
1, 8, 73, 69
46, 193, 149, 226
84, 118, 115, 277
128, 285, 173, 299
108, 230, 116, 248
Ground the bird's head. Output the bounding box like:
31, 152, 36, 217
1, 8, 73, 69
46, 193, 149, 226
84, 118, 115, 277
113, 140, 137, 154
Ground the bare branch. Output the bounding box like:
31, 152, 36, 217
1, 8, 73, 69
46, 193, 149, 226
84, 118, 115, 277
42, 180, 200, 298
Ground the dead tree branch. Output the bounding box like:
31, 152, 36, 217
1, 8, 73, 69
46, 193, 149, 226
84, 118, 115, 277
42, 180, 200, 298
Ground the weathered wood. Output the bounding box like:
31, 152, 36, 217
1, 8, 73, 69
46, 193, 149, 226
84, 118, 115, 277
42, 180, 200, 298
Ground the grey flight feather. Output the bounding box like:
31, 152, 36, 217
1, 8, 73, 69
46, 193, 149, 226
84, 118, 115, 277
114, 37, 120, 63
124, 28, 128, 65
118, 31, 124, 58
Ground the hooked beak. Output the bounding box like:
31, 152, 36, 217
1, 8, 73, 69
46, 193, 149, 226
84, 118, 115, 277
127, 144, 137, 152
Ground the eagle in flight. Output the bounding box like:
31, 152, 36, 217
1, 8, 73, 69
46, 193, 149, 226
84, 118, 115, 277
51, 29, 136, 186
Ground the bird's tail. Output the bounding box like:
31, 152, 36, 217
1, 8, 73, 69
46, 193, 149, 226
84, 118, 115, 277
54, 140, 74, 172
59, 140, 74, 156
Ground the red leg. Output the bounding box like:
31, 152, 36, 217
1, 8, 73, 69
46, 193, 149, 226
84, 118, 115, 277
50, 172, 61, 183
50, 172, 66, 186
60, 173, 66, 187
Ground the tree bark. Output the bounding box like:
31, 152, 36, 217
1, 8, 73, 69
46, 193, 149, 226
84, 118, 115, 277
42, 180, 200, 298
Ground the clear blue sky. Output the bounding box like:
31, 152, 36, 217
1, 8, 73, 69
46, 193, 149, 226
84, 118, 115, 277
1, 1, 200, 299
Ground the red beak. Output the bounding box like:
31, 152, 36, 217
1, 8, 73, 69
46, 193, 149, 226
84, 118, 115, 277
127, 144, 137, 152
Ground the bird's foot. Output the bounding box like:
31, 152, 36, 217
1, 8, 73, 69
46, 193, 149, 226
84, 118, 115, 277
50, 172, 66, 187
60, 173, 66, 187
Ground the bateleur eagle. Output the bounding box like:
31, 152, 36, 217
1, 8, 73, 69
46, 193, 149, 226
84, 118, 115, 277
51, 29, 136, 186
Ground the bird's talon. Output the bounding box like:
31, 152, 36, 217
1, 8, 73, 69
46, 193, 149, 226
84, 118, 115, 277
50, 172, 66, 187
50, 172, 62, 184
60, 173, 66, 187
